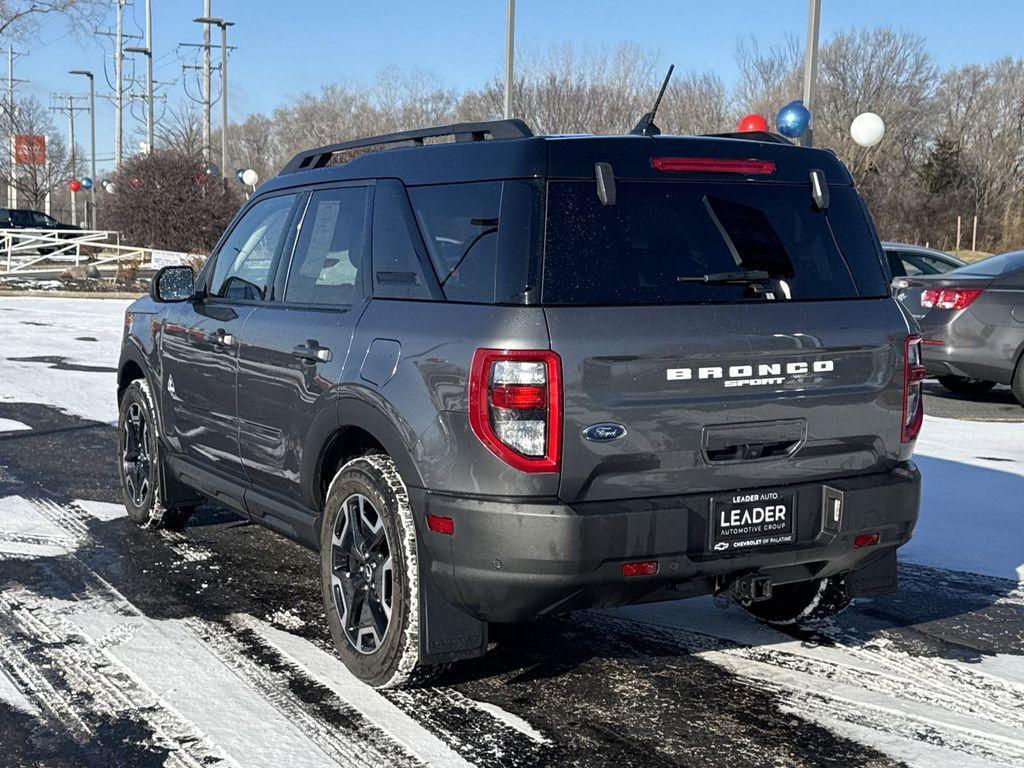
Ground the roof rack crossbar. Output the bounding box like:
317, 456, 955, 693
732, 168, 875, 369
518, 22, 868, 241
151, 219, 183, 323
280, 118, 534, 174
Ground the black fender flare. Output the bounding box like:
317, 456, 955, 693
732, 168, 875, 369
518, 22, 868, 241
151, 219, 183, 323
301, 386, 426, 513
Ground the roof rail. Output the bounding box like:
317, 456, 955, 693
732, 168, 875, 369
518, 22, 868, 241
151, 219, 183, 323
279, 118, 534, 174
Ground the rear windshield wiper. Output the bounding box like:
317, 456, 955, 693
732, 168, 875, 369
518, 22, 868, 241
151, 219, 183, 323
676, 270, 772, 285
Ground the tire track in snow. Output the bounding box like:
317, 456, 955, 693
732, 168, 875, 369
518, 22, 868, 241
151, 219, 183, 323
592, 610, 1024, 766
3, 495, 552, 767
0, 585, 229, 768
183, 615, 424, 768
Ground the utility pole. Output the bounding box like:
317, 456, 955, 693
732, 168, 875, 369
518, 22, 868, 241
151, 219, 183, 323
69, 70, 96, 228
202, 0, 211, 164
125, 0, 155, 153
800, 0, 821, 147
504, 0, 515, 119
192, 16, 231, 176
4, 46, 28, 208
114, 0, 126, 167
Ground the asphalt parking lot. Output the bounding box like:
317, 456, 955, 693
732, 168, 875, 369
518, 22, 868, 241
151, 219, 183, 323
1, 297, 1022, 768
922, 381, 1024, 423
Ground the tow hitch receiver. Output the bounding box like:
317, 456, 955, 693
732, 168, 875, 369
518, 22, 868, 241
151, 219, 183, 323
729, 573, 773, 604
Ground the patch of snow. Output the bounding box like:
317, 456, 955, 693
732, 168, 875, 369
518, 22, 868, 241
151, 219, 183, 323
74, 499, 127, 522
243, 616, 477, 768
907, 416, 1024, 582
0, 418, 30, 432
267, 608, 306, 631
0, 495, 76, 556
66, 610, 341, 768
0, 668, 38, 716
471, 700, 549, 744
0, 296, 130, 425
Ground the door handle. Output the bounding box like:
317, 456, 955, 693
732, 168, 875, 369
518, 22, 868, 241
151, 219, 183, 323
292, 340, 332, 364
206, 328, 234, 348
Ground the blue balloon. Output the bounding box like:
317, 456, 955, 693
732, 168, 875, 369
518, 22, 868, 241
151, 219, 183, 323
776, 99, 811, 138
80, 177, 93, 190
235, 168, 246, 183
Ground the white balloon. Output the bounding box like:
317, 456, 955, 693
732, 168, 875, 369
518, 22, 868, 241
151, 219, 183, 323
851, 112, 885, 148
241, 168, 259, 186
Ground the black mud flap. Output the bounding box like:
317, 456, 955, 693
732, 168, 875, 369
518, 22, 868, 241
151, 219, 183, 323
417, 540, 488, 665
846, 549, 898, 598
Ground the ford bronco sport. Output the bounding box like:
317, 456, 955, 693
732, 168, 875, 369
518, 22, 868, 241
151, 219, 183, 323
117, 117, 922, 688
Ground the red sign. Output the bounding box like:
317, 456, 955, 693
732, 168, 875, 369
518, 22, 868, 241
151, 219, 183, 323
14, 134, 45, 165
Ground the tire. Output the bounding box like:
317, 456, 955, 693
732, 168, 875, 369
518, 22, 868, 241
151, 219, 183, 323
1013, 360, 1024, 407
937, 375, 996, 397
741, 576, 850, 626
117, 379, 194, 529
320, 454, 431, 689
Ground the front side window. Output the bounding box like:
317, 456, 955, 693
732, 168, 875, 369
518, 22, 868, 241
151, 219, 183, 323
210, 194, 295, 301
285, 186, 370, 306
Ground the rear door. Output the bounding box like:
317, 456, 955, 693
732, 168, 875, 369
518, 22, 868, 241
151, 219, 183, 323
236, 184, 372, 507
541, 178, 910, 503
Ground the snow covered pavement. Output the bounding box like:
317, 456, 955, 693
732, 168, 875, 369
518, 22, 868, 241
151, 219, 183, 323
1, 295, 1023, 767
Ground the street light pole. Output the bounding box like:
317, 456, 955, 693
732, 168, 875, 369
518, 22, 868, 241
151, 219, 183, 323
68, 70, 96, 228
194, 16, 233, 178
504, 0, 515, 119
801, 0, 821, 147
66, 95, 76, 226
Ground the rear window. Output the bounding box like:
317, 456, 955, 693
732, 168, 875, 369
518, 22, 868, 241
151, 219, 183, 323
542, 181, 888, 305
951, 251, 1024, 277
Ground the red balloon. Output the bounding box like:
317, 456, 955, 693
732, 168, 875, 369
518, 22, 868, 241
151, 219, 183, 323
737, 114, 770, 133
68, 179, 81, 192
130, 177, 141, 188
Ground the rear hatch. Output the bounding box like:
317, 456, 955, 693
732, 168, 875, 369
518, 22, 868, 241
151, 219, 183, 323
540, 143, 911, 503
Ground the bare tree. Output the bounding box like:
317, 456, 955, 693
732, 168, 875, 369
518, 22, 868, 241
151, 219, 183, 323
0, 0, 105, 39
155, 103, 203, 159
0, 95, 82, 210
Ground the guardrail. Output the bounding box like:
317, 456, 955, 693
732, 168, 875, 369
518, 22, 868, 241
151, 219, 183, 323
0, 228, 172, 275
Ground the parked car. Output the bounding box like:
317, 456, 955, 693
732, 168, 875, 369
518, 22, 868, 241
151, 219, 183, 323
894, 250, 1024, 402
883, 243, 964, 278
117, 119, 922, 688
883, 243, 965, 312
0, 207, 80, 256
0, 207, 77, 231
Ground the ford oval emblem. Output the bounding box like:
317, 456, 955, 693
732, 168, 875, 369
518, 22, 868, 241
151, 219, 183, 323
582, 423, 627, 442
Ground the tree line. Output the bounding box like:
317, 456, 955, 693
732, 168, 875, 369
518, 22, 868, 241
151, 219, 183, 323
200, 28, 1022, 254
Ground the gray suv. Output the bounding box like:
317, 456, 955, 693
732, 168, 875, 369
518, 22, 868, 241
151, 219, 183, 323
117, 119, 922, 687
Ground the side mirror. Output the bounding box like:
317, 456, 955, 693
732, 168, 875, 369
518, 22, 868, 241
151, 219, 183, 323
151, 265, 196, 302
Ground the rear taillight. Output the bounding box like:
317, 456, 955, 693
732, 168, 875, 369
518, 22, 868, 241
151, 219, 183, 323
921, 288, 982, 310
651, 157, 776, 175
469, 349, 562, 472
902, 335, 926, 443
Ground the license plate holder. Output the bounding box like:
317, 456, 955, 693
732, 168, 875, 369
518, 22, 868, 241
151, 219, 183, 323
710, 490, 796, 553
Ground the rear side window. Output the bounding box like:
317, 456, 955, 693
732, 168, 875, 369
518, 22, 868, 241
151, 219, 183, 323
408, 180, 543, 303
542, 181, 889, 305
285, 186, 370, 306
410, 182, 501, 302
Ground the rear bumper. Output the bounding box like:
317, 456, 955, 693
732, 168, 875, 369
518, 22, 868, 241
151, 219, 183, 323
412, 463, 921, 623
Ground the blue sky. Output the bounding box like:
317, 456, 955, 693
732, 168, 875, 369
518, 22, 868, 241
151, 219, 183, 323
19, 0, 1024, 171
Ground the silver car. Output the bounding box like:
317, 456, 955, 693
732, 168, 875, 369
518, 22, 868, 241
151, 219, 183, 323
895, 250, 1024, 403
